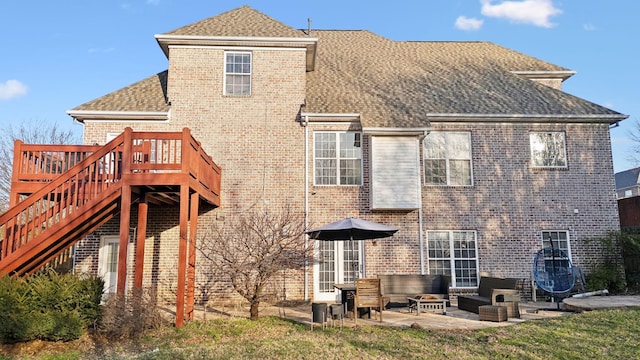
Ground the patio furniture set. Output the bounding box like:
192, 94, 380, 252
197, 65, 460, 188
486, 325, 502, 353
306, 217, 522, 327
312, 275, 522, 328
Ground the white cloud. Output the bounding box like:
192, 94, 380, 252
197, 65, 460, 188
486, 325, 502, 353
583, 23, 596, 31
0, 80, 28, 100
480, 0, 562, 28
455, 16, 484, 31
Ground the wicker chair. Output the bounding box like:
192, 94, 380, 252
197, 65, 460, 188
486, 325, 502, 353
354, 278, 383, 324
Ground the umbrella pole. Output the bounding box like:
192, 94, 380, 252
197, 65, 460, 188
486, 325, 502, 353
350, 235, 357, 283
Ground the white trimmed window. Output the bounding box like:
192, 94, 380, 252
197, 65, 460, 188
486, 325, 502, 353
427, 230, 478, 287
541, 230, 571, 258
314, 132, 362, 186
540, 230, 572, 278
224, 51, 251, 96
423, 132, 472, 186
530, 132, 567, 168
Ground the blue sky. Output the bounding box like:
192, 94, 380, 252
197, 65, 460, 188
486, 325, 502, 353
1, 0, 638, 172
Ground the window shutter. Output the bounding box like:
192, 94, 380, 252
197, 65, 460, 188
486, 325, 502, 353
370, 136, 420, 210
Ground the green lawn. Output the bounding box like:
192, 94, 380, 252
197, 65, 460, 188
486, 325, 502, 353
2, 308, 640, 359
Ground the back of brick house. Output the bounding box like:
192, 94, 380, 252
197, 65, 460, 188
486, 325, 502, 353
65, 6, 628, 306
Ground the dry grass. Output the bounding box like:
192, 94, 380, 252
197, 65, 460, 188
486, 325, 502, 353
2, 307, 640, 359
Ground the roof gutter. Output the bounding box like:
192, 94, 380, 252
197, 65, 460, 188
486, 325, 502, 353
362, 127, 431, 136
66, 110, 169, 123
426, 113, 629, 125
511, 70, 576, 81
155, 34, 318, 71
300, 113, 360, 122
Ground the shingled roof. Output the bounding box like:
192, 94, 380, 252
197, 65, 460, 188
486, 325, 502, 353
69, 6, 627, 127
163, 5, 306, 38
304, 30, 625, 128
71, 71, 169, 113
616, 167, 640, 190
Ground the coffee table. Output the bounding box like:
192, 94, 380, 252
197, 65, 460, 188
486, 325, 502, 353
407, 294, 447, 315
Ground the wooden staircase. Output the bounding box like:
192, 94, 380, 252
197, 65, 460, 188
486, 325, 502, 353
0, 128, 221, 279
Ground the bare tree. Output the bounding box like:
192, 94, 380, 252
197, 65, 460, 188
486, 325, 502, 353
625, 119, 640, 167
0, 121, 79, 212
197, 205, 311, 320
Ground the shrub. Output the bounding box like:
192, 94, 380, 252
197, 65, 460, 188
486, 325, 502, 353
0, 269, 104, 343
98, 288, 166, 340
586, 264, 627, 294
0, 276, 30, 342
619, 230, 640, 293
583, 231, 628, 294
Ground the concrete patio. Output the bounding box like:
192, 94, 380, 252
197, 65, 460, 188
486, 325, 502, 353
192, 294, 640, 331
256, 294, 640, 330
269, 300, 568, 330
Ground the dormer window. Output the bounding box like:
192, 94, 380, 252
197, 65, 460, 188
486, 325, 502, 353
224, 51, 251, 96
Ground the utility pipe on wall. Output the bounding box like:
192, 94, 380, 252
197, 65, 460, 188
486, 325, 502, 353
303, 113, 309, 301
418, 130, 429, 274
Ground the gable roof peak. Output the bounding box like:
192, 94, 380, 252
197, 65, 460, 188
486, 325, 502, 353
155, 5, 318, 70
161, 5, 307, 39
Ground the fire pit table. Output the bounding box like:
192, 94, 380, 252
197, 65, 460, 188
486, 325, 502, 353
407, 294, 447, 315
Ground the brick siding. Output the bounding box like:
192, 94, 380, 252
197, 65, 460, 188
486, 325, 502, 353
76, 45, 621, 304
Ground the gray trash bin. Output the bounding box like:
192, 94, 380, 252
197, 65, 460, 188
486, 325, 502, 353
311, 302, 327, 324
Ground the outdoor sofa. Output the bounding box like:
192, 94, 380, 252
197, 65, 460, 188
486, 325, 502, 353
457, 276, 520, 314
378, 274, 450, 308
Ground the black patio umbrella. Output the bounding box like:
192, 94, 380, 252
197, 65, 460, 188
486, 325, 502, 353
305, 217, 399, 241
306, 217, 398, 282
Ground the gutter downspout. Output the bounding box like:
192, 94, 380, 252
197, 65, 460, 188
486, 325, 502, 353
303, 114, 310, 301
418, 130, 428, 274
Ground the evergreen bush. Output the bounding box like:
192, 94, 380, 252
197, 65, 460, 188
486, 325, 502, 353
0, 270, 104, 343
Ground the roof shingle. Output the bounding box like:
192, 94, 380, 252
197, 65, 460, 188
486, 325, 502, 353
304, 30, 623, 128
163, 5, 307, 38
72, 71, 169, 113
70, 6, 626, 128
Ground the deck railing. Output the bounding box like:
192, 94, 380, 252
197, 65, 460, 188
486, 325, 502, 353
1, 127, 221, 265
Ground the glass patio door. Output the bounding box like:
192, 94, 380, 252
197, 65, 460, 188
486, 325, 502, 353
314, 240, 362, 302
98, 235, 120, 296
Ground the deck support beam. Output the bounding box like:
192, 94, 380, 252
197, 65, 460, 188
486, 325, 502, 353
116, 184, 131, 295
175, 185, 189, 328
134, 193, 148, 289
186, 191, 199, 321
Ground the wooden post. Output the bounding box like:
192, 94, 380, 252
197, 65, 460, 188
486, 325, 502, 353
186, 191, 200, 321
175, 185, 189, 328
134, 193, 148, 289
116, 184, 131, 295
117, 128, 132, 295
9, 140, 23, 208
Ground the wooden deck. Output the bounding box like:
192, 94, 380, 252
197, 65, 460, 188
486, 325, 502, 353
0, 127, 221, 327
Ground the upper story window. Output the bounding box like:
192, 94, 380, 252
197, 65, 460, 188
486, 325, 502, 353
314, 132, 362, 186
224, 51, 251, 96
530, 132, 567, 168
423, 132, 472, 186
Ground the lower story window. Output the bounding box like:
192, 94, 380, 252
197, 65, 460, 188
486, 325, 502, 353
541, 230, 570, 254
427, 230, 478, 287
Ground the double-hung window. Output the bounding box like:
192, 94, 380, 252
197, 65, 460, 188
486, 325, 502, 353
224, 51, 251, 96
540, 230, 572, 285
427, 230, 478, 287
314, 132, 362, 185
530, 132, 567, 168
423, 132, 472, 186
541, 230, 571, 257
